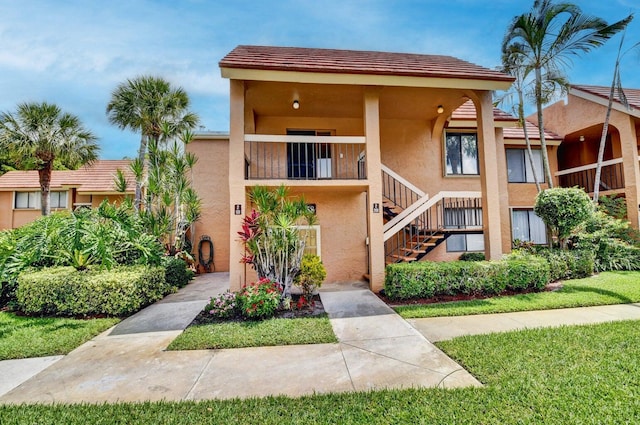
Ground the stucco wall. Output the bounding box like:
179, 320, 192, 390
0, 192, 13, 230
187, 137, 231, 273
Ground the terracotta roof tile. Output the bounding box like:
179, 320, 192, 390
503, 120, 562, 141
0, 160, 135, 193
571, 84, 640, 111
450, 100, 518, 122
220, 45, 514, 83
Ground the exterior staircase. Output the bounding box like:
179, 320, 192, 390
381, 165, 482, 264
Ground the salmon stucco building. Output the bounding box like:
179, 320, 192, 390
0, 160, 134, 229
186, 45, 565, 293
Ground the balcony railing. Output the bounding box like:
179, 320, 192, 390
244, 134, 367, 180
556, 158, 624, 193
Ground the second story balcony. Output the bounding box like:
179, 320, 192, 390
244, 134, 367, 181
555, 158, 625, 194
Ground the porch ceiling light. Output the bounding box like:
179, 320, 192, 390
293, 100, 300, 110
579, 135, 585, 142
437, 105, 444, 114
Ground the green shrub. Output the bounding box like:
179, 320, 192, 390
162, 257, 194, 289
535, 187, 593, 246
384, 258, 549, 301
294, 254, 327, 300
16, 265, 170, 316
459, 252, 486, 261
516, 248, 595, 281
205, 291, 238, 319
237, 278, 281, 319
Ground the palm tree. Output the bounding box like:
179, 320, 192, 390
502, 0, 632, 188
0, 102, 99, 216
593, 28, 639, 203
106, 76, 199, 210
500, 44, 542, 193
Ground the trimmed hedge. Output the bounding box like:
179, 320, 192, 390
16, 266, 170, 316
532, 249, 594, 281
384, 258, 550, 301
163, 257, 195, 289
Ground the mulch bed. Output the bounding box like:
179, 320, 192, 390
191, 294, 326, 326
378, 281, 564, 307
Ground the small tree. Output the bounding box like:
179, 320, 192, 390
239, 185, 315, 301
534, 187, 593, 248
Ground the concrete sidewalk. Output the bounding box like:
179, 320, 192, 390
0, 276, 478, 404
408, 302, 640, 342
3, 274, 640, 404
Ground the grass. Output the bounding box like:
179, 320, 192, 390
2, 320, 639, 423
167, 315, 337, 350
0, 312, 119, 360
394, 270, 640, 319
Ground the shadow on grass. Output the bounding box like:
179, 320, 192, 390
558, 284, 634, 304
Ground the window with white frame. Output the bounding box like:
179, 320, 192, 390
14, 191, 67, 209
445, 132, 479, 175
511, 209, 547, 244
297, 225, 321, 258
506, 148, 545, 183
446, 233, 484, 252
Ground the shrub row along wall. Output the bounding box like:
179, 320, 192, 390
384, 258, 550, 301
16, 265, 170, 316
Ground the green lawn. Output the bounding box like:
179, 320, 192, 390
0, 312, 119, 360
2, 320, 639, 423
167, 315, 337, 350
395, 270, 640, 319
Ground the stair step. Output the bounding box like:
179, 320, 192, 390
390, 254, 417, 262
402, 248, 426, 254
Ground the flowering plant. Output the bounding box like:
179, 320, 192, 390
205, 291, 238, 319
237, 278, 282, 319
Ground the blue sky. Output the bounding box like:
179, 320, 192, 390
1, 0, 638, 159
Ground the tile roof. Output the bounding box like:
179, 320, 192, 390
220, 45, 514, 83
571, 84, 640, 111
0, 160, 135, 193
450, 100, 518, 122
503, 120, 563, 141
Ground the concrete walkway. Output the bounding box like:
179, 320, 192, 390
2, 274, 640, 404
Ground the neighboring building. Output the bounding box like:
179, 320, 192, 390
0, 160, 134, 230
539, 84, 640, 227
187, 44, 565, 293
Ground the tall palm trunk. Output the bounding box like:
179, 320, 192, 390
134, 134, 148, 211
37, 161, 53, 216
535, 67, 554, 188
593, 84, 616, 203
518, 88, 541, 192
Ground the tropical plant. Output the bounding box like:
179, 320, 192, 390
499, 44, 542, 192
593, 26, 639, 202
0, 102, 99, 215
237, 278, 282, 319
106, 76, 199, 210
239, 186, 316, 300
502, 0, 631, 188
534, 187, 593, 248
294, 254, 327, 304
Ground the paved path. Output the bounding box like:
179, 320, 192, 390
0, 276, 478, 404
408, 302, 640, 342
3, 274, 640, 404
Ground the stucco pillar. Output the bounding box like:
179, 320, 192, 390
364, 87, 385, 292
474, 91, 503, 260
618, 119, 640, 228
495, 127, 512, 254
229, 80, 246, 291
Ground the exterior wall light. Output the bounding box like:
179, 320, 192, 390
437, 105, 444, 114
293, 100, 300, 109
579, 135, 585, 142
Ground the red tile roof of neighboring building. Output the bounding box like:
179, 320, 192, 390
571, 84, 640, 111
450, 100, 561, 140
450, 100, 518, 122
220, 45, 514, 83
503, 120, 563, 141
0, 160, 135, 193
